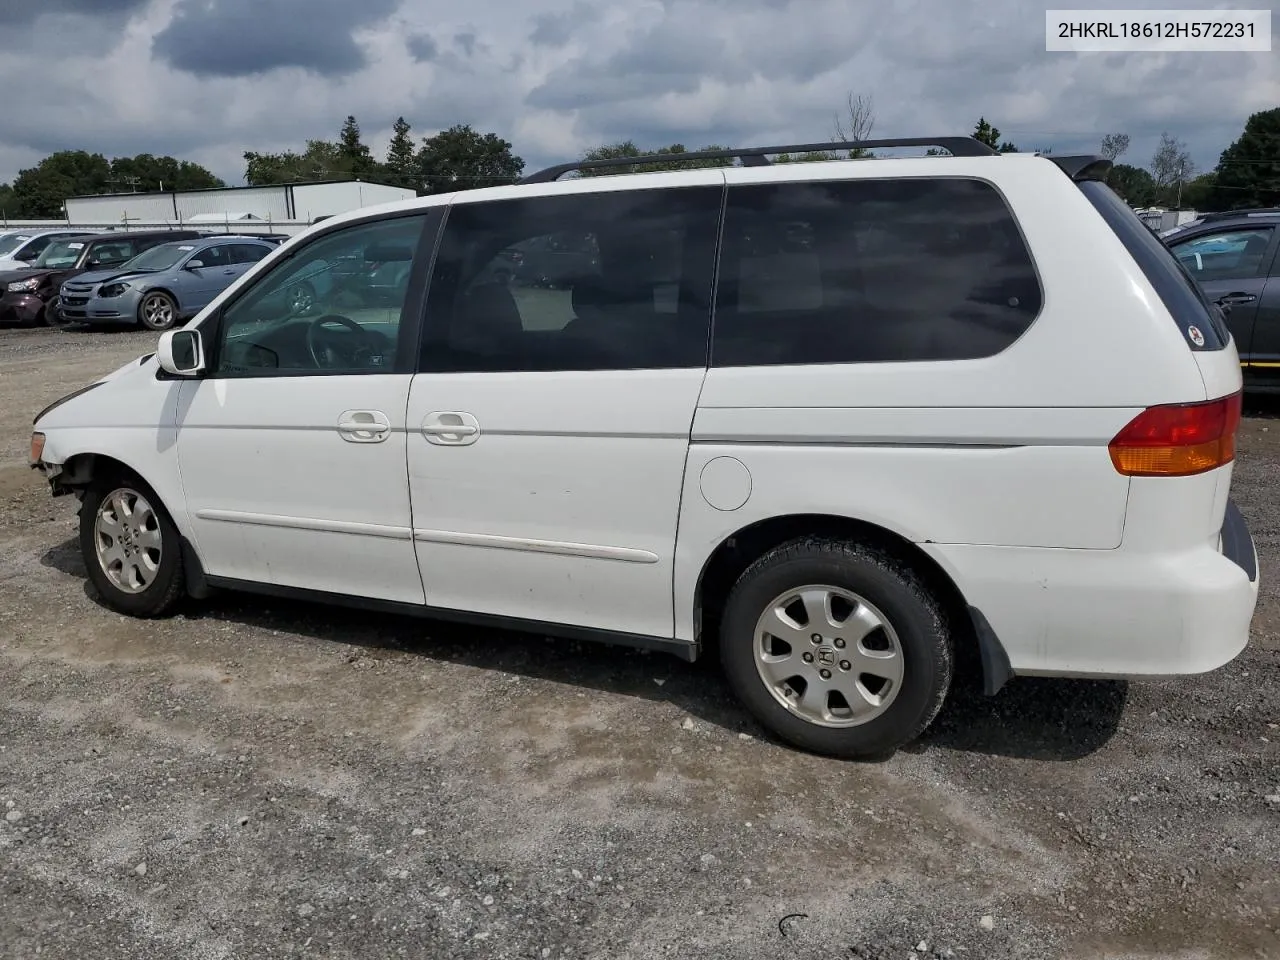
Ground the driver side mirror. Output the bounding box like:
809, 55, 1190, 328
157, 329, 205, 377
185, 259, 205, 271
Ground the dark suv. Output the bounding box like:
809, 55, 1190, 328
1162, 208, 1280, 393
0, 229, 202, 327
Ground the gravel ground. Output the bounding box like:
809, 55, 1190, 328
1, 324, 1277, 960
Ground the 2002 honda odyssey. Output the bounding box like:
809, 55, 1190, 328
29, 137, 1260, 758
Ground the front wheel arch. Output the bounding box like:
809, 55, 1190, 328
141, 286, 181, 306
55, 452, 139, 494
54, 452, 209, 599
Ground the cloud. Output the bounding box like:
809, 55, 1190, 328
525, 1, 883, 111
152, 0, 400, 78
0, 0, 1274, 194
407, 33, 438, 62
529, 2, 601, 47
0, 0, 149, 26
454, 31, 479, 57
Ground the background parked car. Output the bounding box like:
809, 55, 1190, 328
0, 229, 201, 327
58, 236, 275, 330
0, 229, 93, 269
1163, 208, 1280, 393
193, 231, 293, 246
0, 232, 94, 325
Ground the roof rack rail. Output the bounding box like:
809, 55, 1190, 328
1045, 154, 1112, 182
1197, 207, 1280, 222
519, 137, 998, 184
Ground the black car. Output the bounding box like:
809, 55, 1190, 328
1162, 208, 1280, 393
0, 229, 202, 327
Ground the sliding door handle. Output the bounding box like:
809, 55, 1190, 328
422, 411, 481, 445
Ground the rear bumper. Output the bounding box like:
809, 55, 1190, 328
924, 502, 1258, 679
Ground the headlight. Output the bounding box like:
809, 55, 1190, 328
6, 277, 38, 293
99, 283, 130, 298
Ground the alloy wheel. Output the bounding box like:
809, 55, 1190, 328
753, 584, 905, 728
93, 487, 163, 594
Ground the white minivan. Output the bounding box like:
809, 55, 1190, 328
29, 138, 1260, 758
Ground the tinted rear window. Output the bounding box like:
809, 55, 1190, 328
711, 178, 1043, 367
1078, 180, 1229, 351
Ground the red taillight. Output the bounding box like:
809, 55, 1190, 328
1109, 392, 1242, 477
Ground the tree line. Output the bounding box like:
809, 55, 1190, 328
241, 115, 525, 194
3, 100, 1276, 221
1100, 107, 1280, 210
1, 152, 224, 220
0, 115, 530, 220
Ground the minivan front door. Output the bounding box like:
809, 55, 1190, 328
1169, 224, 1277, 361
1245, 273, 1280, 389
406, 181, 723, 639
175, 213, 436, 604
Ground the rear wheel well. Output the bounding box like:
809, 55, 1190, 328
695, 514, 982, 686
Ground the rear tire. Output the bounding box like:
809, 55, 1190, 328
79, 473, 185, 618
719, 537, 953, 758
138, 291, 179, 331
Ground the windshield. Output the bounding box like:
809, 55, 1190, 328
0, 234, 31, 257
119, 242, 193, 272
32, 239, 86, 268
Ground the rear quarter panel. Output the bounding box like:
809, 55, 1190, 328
672, 157, 1211, 643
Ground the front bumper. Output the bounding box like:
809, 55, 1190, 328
923, 499, 1259, 680
59, 289, 142, 324
0, 291, 46, 324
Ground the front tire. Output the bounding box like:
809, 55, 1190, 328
79, 475, 185, 617
138, 291, 179, 331
42, 298, 70, 328
719, 537, 953, 758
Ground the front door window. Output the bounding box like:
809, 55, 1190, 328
211, 216, 428, 377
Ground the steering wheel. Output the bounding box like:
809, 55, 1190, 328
306, 314, 373, 369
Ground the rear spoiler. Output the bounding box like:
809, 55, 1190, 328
1046, 154, 1112, 182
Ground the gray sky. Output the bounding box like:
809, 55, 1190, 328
1, 0, 1276, 186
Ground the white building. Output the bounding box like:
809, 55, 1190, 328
1134, 207, 1202, 233
63, 179, 415, 231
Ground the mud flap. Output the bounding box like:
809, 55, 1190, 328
181, 538, 212, 600
968, 606, 1013, 696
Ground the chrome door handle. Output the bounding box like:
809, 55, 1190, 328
338, 410, 391, 443
422, 412, 481, 445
